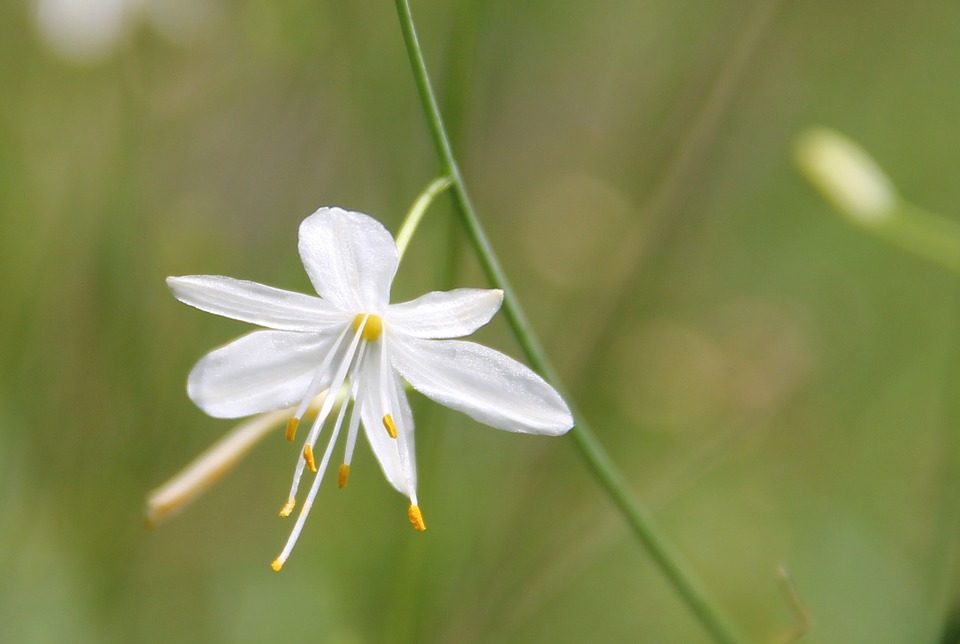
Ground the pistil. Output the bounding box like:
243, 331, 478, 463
352, 313, 383, 342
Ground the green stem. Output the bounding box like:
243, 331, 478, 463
874, 202, 960, 273
396, 176, 454, 260
393, 1, 748, 642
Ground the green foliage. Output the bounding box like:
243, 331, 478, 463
2, 1, 959, 642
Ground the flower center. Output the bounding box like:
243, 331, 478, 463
352, 313, 383, 342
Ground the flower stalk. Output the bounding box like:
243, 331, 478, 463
396, 176, 453, 260
393, 1, 749, 643
795, 127, 960, 273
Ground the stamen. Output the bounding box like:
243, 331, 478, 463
303, 445, 317, 473
379, 334, 416, 499
383, 414, 397, 439
270, 557, 285, 572
342, 384, 363, 470
285, 327, 366, 504
285, 418, 299, 442
288, 323, 354, 437
338, 464, 350, 489
408, 505, 426, 531
274, 341, 369, 569
279, 497, 296, 517
352, 313, 383, 342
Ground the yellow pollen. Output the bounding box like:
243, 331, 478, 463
303, 445, 317, 473
338, 464, 350, 489
383, 414, 397, 439
270, 557, 284, 572
352, 314, 383, 342
408, 504, 426, 532
285, 418, 299, 442
279, 497, 296, 517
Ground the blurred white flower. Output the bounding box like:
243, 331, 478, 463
167, 207, 573, 570
794, 127, 897, 224
33, 0, 221, 64
34, 0, 132, 63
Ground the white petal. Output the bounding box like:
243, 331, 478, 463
392, 374, 417, 494
298, 207, 398, 312
187, 330, 337, 418
387, 289, 504, 339
391, 337, 573, 435
357, 342, 414, 495
382, 344, 417, 495
167, 275, 347, 331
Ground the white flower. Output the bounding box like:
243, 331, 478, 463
167, 207, 574, 570
33, 0, 220, 64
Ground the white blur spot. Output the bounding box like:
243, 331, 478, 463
795, 127, 897, 225
34, 0, 132, 64
34, 0, 221, 64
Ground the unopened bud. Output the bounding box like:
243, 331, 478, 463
795, 127, 896, 224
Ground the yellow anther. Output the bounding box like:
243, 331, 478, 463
408, 504, 426, 532
303, 445, 317, 473
270, 557, 285, 572
352, 313, 383, 342
279, 497, 296, 517
338, 464, 350, 489
383, 414, 397, 439
285, 418, 300, 442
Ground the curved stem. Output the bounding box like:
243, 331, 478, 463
871, 202, 960, 273
396, 176, 453, 260
393, 1, 749, 642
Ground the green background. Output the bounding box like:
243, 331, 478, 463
2, 1, 960, 642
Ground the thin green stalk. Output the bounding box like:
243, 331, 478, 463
396, 176, 453, 260
872, 202, 960, 273
393, 1, 749, 642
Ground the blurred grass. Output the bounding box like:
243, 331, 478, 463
3, 0, 960, 642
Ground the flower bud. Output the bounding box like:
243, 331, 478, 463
795, 127, 897, 224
